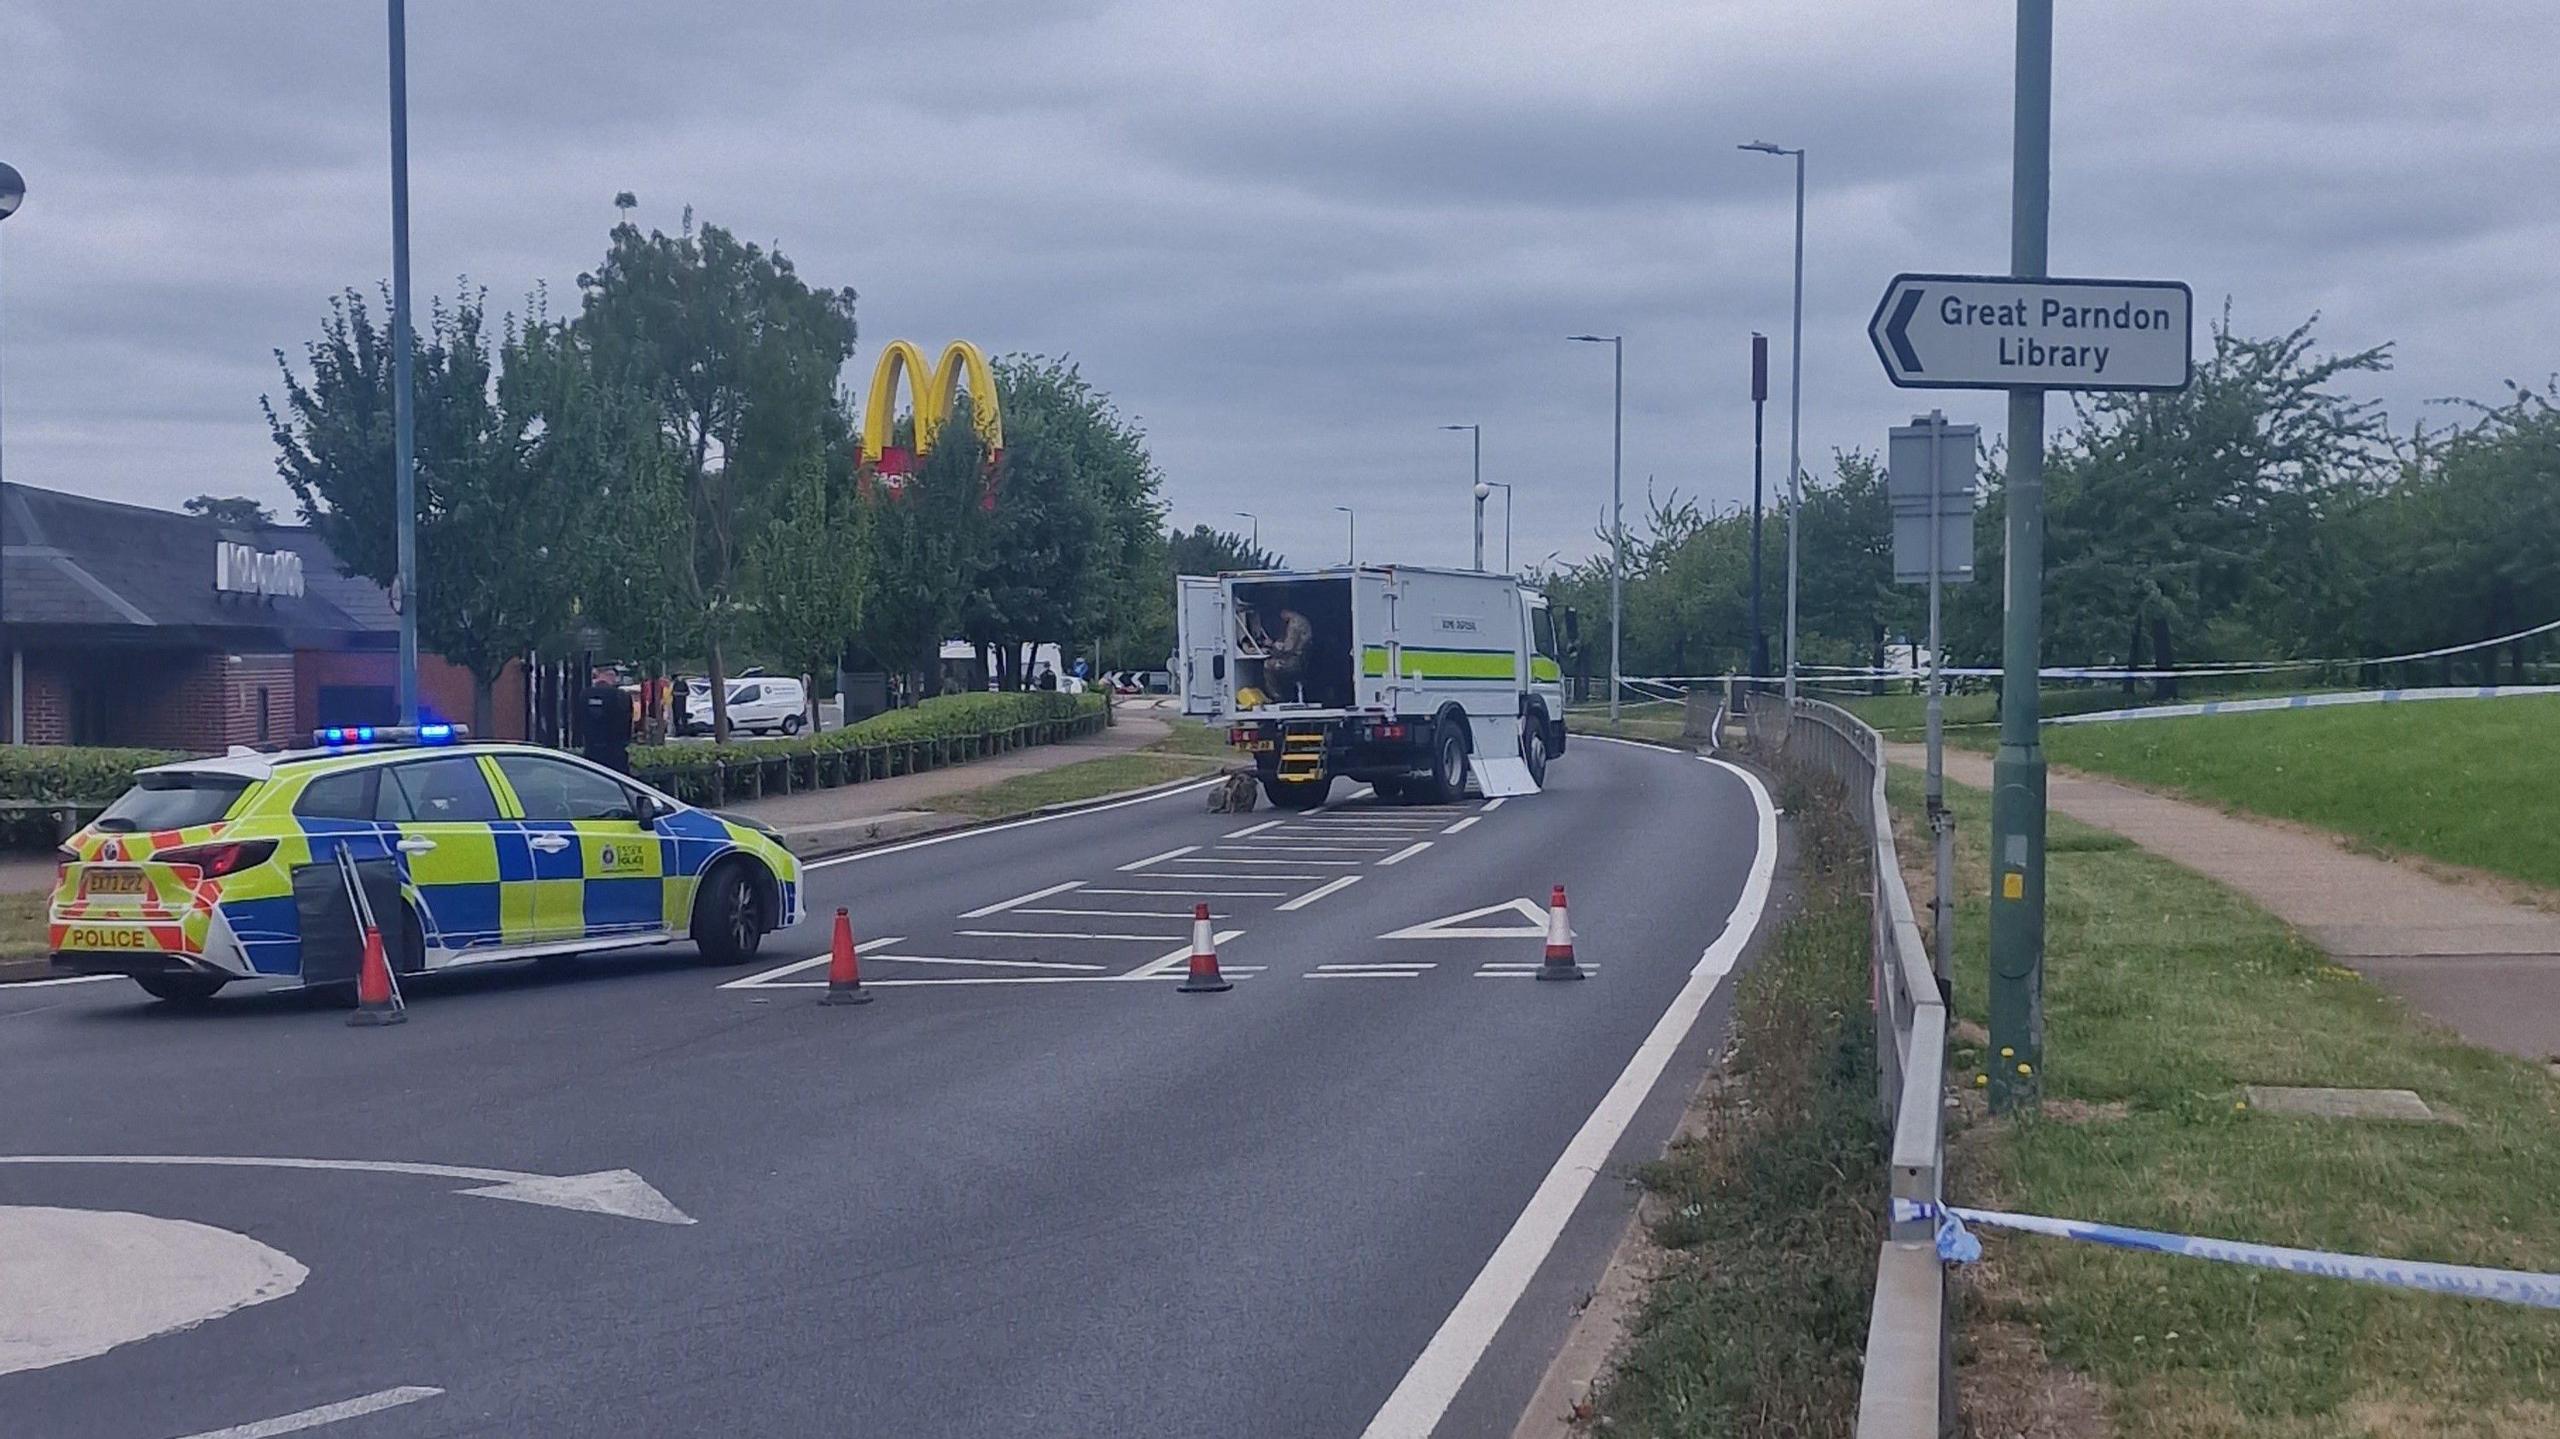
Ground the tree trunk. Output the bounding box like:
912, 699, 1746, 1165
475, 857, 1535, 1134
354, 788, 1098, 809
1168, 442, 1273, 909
2149, 615, 2178, 701
806, 665, 824, 732
706, 629, 730, 742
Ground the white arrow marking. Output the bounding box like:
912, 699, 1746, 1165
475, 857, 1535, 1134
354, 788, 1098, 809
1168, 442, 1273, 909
0, 1156, 694, 1225
1380, 898, 1555, 940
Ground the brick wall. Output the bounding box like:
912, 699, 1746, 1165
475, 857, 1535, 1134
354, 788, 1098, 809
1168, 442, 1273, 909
20, 664, 69, 746
218, 654, 297, 750
294, 649, 527, 741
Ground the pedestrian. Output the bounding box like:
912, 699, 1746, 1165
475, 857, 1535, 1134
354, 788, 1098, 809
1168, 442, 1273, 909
1035, 665, 1058, 692
581, 664, 634, 774
672, 673, 691, 736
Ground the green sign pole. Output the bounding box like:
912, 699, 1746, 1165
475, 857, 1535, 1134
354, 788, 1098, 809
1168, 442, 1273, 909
1989, 0, 2052, 1114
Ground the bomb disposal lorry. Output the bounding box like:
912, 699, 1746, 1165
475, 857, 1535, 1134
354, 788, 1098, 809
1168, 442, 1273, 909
1176, 565, 1574, 809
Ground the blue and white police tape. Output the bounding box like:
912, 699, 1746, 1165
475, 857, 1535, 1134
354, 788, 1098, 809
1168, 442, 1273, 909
1895, 1199, 2560, 1310
2041, 684, 2560, 727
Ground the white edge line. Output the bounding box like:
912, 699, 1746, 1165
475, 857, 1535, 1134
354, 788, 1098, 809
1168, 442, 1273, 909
721, 937, 904, 990
960, 880, 1086, 919
174, 1386, 445, 1439
1223, 819, 1285, 839
1275, 874, 1363, 912
807, 777, 1222, 868
1377, 841, 1433, 867
1118, 845, 1200, 871
1355, 752, 1776, 1439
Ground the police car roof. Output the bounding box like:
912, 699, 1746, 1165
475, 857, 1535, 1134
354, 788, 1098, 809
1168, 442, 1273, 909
137, 738, 552, 784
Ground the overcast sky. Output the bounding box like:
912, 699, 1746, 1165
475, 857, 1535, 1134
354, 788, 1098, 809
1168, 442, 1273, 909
1, 1, 2552, 572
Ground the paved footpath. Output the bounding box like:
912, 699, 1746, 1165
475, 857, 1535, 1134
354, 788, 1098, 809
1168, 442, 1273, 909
1888, 743, 2560, 1063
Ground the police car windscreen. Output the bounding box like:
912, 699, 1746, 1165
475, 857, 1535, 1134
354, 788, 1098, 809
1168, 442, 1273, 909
96, 774, 252, 833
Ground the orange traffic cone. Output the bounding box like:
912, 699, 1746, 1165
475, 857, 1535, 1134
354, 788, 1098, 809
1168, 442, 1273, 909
1178, 902, 1231, 993
820, 907, 873, 1006
1537, 884, 1586, 981
347, 922, 406, 1024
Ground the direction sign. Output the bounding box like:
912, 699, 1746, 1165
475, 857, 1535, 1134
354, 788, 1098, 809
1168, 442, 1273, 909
1869, 273, 2191, 392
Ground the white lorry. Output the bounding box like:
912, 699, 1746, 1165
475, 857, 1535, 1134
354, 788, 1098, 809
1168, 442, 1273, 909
1176, 565, 1576, 809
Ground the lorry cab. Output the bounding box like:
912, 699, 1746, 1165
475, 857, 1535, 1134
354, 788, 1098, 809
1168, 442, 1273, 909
1177, 565, 1569, 808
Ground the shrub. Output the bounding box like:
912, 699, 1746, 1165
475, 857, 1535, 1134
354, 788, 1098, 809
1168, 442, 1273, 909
0, 745, 188, 847
630, 691, 1104, 801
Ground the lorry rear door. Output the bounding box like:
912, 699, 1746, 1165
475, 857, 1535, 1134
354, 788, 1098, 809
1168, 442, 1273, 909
1176, 576, 1228, 716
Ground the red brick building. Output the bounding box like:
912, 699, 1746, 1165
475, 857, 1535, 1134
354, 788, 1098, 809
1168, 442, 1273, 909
2, 484, 525, 750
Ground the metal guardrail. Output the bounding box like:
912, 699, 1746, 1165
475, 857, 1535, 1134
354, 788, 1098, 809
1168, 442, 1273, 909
1739, 689, 1952, 1437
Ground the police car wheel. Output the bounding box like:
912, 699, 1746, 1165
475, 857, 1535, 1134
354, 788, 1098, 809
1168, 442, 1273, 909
692, 864, 764, 966
133, 974, 226, 1004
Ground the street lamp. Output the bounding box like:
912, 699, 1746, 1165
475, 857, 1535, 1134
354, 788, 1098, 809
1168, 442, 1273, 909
1481, 481, 1514, 572
0, 161, 23, 745
1439, 423, 1482, 569
1333, 505, 1356, 564
387, 1, 421, 724
1740, 140, 1806, 706
1232, 511, 1259, 554
1568, 334, 1624, 722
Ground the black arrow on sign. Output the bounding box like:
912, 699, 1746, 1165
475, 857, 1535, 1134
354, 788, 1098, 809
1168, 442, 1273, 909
1883, 287, 1925, 373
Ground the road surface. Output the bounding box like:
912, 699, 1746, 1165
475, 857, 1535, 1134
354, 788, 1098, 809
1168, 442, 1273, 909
0, 734, 1773, 1439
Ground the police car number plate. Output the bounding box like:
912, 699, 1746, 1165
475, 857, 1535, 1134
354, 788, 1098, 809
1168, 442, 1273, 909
82, 871, 148, 897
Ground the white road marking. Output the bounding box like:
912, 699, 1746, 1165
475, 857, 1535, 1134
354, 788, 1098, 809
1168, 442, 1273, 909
721, 937, 906, 990
807, 775, 1223, 869
1482, 797, 1509, 812
1377, 842, 1433, 866
959, 881, 1085, 919
1177, 856, 1361, 866
0, 1157, 694, 1225
1472, 968, 1602, 978
1145, 871, 1335, 881
1082, 887, 1287, 897
1381, 900, 1550, 940
1218, 843, 1395, 853
955, 929, 1183, 942
0, 973, 118, 988
0, 1206, 308, 1377
1119, 845, 1199, 871
1275, 875, 1363, 912
172, 1386, 444, 1439
1016, 907, 1206, 919
1125, 929, 1246, 980
1355, 754, 1777, 1439
1441, 816, 1481, 835
1222, 820, 1284, 839
1305, 970, 1421, 980
1315, 962, 1432, 972
866, 954, 1108, 972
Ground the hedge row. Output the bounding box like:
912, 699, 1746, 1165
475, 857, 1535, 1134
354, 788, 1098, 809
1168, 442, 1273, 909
630, 691, 1108, 806
0, 745, 188, 804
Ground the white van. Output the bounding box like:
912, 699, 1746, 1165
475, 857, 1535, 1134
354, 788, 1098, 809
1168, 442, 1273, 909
682, 677, 810, 737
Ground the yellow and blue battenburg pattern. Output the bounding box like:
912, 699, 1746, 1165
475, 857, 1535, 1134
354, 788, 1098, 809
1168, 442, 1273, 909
54, 743, 800, 982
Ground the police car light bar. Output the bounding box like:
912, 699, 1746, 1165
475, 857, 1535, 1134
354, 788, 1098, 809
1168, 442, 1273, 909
312, 723, 470, 748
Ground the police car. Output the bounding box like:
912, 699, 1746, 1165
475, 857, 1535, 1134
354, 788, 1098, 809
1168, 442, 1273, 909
49, 725, 803, 1004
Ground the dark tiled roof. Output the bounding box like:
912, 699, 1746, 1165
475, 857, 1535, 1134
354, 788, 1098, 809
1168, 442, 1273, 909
1, 483, 395, 644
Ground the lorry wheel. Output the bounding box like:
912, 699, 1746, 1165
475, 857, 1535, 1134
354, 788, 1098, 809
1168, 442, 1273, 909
1521, 714, 1549, 786
1264, 776, 1333, 810
1424, 719, 1469, 804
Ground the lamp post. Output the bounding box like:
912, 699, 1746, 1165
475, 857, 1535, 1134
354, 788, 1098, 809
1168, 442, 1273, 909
1740, 140, 1805, 706
0, 161, 22, 744
1568, 334, 1623, 722
1747, 331, 1769, 678
387, 0, 421, 724
1439, 423, 1482, 569
1232, 510, 1259, 554
1333, 505, 1356, 564
1482, 481, 1514, 572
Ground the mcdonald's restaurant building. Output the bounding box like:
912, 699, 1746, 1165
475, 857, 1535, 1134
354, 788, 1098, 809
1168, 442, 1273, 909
0, 483, 524, 750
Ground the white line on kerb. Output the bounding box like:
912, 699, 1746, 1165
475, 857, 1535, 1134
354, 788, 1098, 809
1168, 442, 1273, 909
1223, 820, 1284, 839
1119, 845, 1199, 871
960, 880, 1084, 919
1377, 842, 1432, 866
0, 972, 119, 988
720, 938, 905, 990
1275, 875, 1363, 912
174, 1386, 445, 1439
1440, 816, 1480, 835
1356, 753, 1776, 1439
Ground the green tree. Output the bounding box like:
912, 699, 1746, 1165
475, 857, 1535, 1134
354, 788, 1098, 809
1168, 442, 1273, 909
183, 495, 276, 528
748, 455, 868, 729
859, 419, 992, 694
264, 288, 589, 733
1168, 523, 1280, 575
572, 211, 858, 739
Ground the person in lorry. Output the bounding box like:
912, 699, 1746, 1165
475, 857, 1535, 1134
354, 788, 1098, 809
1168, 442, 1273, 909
1258, 604, 1313, 702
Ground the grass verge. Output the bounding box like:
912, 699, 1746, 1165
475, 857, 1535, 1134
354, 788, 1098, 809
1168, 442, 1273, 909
1893, 764, 2560, 1437
1592, 779, 1881, 1438
922, 724, 1229, 819
2027, 694, 2560, 893
1564, 701, 1695, 746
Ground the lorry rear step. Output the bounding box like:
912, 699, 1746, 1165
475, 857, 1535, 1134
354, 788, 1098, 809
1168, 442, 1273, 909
1278, 726, 1327, 782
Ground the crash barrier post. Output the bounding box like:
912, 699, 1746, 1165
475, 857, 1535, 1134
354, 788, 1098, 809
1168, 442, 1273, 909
1753, 698, 1951, 1437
